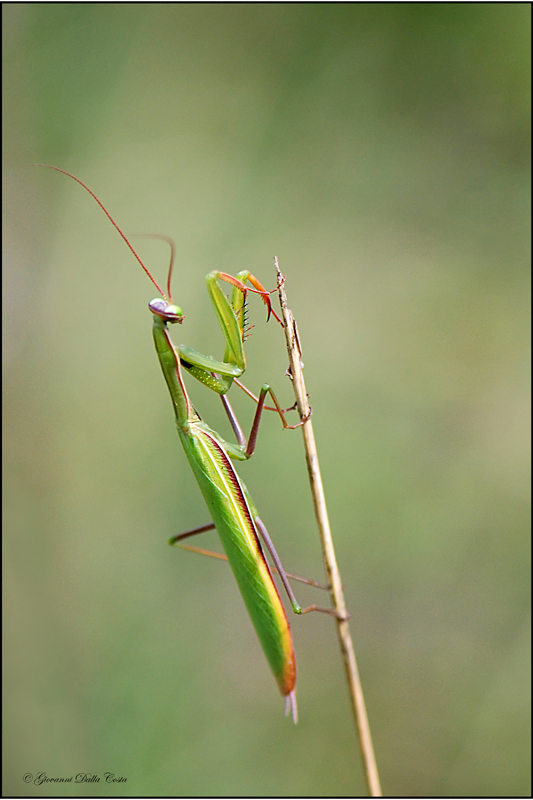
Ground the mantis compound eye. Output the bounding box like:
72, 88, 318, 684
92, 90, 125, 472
149, 299, 184, 323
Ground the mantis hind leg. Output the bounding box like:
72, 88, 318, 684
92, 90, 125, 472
168, 522, 216, 545
169, 518, 349, 620
254, 516, 349, 620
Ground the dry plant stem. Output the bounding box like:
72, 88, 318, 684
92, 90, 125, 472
275, 258, 382, 798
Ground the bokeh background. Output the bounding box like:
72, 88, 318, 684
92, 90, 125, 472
3, 4, 530, 797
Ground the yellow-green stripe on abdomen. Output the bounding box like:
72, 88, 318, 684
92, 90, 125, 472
181, 426, 296, 696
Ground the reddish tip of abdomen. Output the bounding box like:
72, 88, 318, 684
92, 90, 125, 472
278, 628, 297, 697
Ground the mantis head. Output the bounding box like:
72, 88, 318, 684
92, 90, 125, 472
149, 298, 184, 324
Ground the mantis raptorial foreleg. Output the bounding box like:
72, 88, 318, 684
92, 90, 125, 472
177, 269, 280, 395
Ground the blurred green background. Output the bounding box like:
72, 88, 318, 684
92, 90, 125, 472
3, 4, 530, 796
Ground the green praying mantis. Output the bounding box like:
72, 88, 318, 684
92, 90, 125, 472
39, 165, 341, 723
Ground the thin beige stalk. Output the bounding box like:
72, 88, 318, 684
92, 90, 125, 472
275, 258, 382, 798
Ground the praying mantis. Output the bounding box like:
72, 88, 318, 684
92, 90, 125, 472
39, 165, 339, 723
